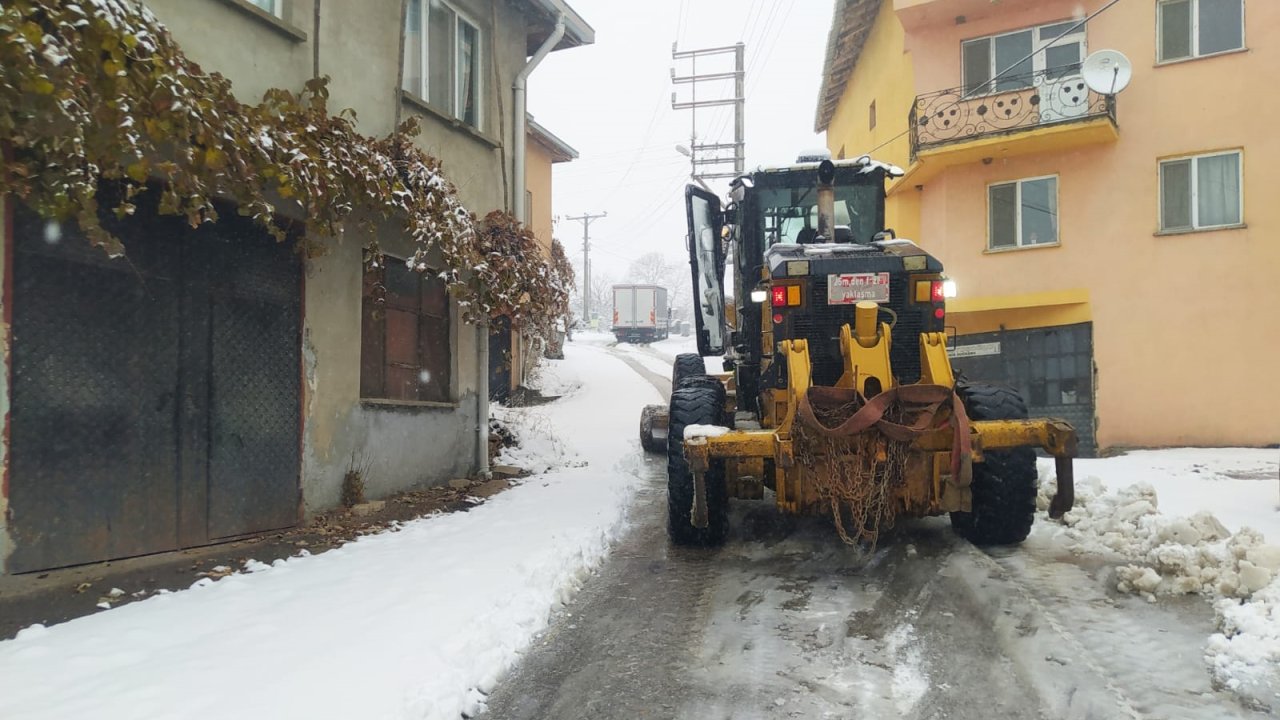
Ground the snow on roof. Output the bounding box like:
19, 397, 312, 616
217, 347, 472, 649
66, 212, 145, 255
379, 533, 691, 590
756, 155, 904, 178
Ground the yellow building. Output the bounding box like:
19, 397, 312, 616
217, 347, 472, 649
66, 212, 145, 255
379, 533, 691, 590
491, 115, 579, 399
526, 116, 579, 253
818, 0, 1280, 453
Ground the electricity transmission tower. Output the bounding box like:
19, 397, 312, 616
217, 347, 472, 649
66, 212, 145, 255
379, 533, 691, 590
565, 211, 607, 321
671, 42, 745, 183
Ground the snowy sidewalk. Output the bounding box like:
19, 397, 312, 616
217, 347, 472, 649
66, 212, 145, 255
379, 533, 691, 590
0, 342, 660, 720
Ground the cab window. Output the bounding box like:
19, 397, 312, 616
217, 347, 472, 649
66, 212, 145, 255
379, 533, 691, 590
757, 184, 880, 249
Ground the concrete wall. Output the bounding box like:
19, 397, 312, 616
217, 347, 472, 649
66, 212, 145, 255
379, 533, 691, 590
828, 0, 1280, 449
300, 228, 482, 511
142, 0, 536, 506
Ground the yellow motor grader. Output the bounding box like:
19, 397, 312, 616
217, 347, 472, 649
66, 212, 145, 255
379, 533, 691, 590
640, 154, 1077, 547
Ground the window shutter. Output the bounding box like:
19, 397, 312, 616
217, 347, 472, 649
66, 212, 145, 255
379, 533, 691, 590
1198, 0, 1244, 55
1160, 159, 1193, 230
1159, 0, 1193, 61
1020, 178, 1058, 245
989, 183, 1018, 248
993, 30, 1034, 91
1196, 153, 1241, 227
428, 2, 453, 111
360, 266, 387, 398
419, 276, 451, 403
962, 40, 991, 95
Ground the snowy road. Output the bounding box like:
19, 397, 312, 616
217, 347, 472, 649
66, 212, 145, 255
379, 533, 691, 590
483, 340, 1273, 720
1, 335, 1272, 719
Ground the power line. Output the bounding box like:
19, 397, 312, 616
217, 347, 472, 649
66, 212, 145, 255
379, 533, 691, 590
601, 167, 692, 240
745, 0, 796, 96
738, 0, 763, 41
707, 0, 790, 149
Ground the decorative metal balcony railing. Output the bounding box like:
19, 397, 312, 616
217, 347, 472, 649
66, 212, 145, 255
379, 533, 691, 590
909, 65, 1116, 158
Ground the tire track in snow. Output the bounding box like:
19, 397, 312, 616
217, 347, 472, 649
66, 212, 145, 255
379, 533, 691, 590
956, 542, 1148, 720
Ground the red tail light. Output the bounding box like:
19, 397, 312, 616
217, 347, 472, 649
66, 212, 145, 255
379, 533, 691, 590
771, 287, 787, 307
930, 281, 945, 303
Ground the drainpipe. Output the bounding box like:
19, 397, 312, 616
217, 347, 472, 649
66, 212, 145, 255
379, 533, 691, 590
481, 13, 563, 476
512, 13, 565, 223
476, 321, 489, 478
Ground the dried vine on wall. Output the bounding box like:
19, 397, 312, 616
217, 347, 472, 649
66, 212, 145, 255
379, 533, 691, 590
0, 0, 568, 331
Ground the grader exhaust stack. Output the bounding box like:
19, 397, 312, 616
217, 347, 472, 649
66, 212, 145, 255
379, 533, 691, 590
642, 153, 1078, 548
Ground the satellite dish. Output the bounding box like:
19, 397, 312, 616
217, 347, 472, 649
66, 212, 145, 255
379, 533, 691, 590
1082, 50, 1132, 95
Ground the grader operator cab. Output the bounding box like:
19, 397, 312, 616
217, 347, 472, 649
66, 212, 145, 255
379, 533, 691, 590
640, 153, 1078, 547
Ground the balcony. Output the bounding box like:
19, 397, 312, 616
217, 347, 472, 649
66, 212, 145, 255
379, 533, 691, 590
909, 66, 1117, 164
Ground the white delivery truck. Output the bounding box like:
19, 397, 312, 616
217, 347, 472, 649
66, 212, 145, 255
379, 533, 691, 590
611, 284, 670, 343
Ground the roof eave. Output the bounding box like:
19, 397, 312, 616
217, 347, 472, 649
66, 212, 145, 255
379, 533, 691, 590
814, 0, 881, 133
527, 116, 579, 163
525, 0, 595, 54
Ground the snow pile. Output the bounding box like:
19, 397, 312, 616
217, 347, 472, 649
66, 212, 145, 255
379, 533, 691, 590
0, 342, 661, 720
1037, 470, 1280, 601
490, 358, 585, 476
491, 403, 579, 476
522, 353, 582, 397
684, 424, 731, 440
1037, 460, 1280, 704
1209, 580, 1280, 702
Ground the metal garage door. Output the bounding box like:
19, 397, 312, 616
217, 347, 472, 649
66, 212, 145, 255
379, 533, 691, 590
7, 206, 301, 573
950, 323, 1096, 456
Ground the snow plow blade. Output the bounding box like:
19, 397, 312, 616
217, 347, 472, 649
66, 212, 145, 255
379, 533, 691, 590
683, 416, 1078, 520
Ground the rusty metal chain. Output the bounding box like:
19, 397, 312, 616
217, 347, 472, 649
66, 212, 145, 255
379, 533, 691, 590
794, 395, 911, 550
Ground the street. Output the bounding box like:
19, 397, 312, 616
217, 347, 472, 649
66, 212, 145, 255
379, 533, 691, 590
4, 2, 1279, 719
483, 339, 1270, 720
0, 336, 1275, 720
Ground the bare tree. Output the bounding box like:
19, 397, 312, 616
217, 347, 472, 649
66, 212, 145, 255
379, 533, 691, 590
625, 252, 691, 321
626, 252, 675, 286
588, 271, 615, 323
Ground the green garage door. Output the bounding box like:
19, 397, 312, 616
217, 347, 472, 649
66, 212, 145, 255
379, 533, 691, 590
950, 322, 1096, 456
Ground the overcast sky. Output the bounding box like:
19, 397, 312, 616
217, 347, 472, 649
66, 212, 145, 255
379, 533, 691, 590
528, 0, 836, 285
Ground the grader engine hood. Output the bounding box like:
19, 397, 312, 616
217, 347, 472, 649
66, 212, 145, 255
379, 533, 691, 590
764, 240, 943, 279
764, 241, 946, 387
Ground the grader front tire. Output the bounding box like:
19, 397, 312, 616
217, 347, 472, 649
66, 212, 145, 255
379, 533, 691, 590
667, 385, 729, 546
950, 381, 1038, 546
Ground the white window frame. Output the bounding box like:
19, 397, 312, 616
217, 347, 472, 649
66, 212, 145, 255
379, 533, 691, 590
247, 0, 283, 18
1156, 0, 1246, 64
987, 174, 1060, 250
452, 8, 483, 129
405, 0, 428, 100
1158, 150, 1244, 232
961, 21, 1087, 96
402, 0, 484, 131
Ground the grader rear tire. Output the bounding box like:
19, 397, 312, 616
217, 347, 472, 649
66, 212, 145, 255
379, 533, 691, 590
667, 385, 729, 546
671, 353, 705, 394
949, 381, 1038, 546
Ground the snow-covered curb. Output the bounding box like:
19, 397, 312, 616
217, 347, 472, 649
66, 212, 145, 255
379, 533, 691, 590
1035, 455, 1280, 707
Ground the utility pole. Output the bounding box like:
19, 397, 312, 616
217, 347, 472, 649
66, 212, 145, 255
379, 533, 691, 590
565, 211, 607, 322
671, 42, 746, 183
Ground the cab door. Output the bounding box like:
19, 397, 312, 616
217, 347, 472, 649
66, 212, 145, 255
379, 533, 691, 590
685, 185, 726, 356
